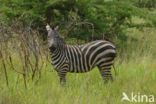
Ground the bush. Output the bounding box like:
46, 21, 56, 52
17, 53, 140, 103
0, 0, 155, 41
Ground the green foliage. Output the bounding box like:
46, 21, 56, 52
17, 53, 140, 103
0, 0, 47, 28
137, 0, 156, 8
0, 0, 156, 41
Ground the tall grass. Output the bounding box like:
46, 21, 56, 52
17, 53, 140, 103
0, 27, 156, 104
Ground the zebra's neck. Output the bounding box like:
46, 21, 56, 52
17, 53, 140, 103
49, 43, 66, 55
49, 36, 66, 52
50, 42, 67, 70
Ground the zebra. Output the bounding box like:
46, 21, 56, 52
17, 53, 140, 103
46, 24, 116, 85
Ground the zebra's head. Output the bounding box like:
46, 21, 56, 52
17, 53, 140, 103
46, 24, 64, 49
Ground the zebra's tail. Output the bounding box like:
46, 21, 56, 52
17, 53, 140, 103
113, 64, 118, 76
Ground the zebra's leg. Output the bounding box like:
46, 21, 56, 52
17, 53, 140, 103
98, 66, 113, 83
57, 70, 67, 85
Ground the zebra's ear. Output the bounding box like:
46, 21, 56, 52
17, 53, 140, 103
46, 24, 52, 31
54, 25, 59, 31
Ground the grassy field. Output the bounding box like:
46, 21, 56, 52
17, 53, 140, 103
0, 28, 156, 104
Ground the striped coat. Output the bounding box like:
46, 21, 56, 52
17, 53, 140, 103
46, 25, 116, 84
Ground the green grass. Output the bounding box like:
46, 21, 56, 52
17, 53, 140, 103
0, 58, 156, 104
0, 28, 156, 104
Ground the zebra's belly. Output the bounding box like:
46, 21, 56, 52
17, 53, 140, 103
68, 63, 95, 73
68, 68, 93, 73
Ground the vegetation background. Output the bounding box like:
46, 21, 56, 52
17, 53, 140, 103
0, 0, 156, 104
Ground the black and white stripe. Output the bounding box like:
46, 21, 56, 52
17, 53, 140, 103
46, 25, 116, 84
